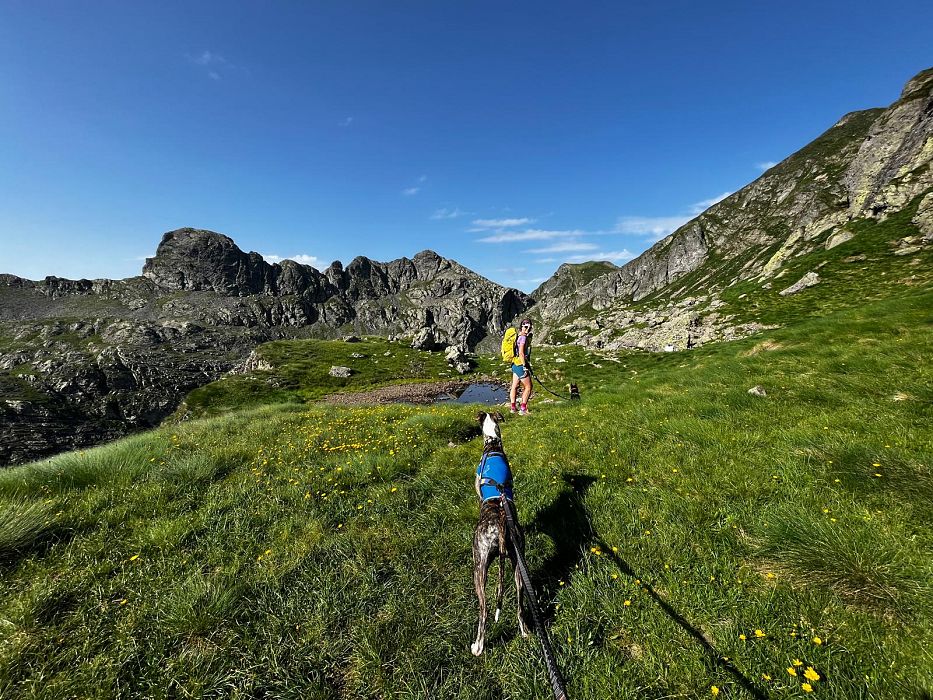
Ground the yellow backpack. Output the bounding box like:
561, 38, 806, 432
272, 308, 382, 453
500, 327, 518, 363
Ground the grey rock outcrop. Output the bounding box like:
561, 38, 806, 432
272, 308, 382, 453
533, 67, 933, 350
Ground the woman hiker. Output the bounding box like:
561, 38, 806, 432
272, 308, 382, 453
509, 319, 533, 415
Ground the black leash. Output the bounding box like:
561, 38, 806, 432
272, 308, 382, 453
499, 492, 569, 700
530, 369, 574, 402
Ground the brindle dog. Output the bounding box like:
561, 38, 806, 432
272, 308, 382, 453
471, 411, 530, 656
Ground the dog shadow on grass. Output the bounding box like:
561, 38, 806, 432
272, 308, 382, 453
529, 473, 767, 700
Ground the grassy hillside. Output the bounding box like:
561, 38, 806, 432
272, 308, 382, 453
0, 285, 930, 698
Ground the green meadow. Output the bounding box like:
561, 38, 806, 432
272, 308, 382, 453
1, 283, 931, 698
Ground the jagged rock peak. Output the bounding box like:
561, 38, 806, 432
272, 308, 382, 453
142, 228, 277, 295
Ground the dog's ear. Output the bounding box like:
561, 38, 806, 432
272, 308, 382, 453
476, 411, 488, 423
490, 411, 505, 423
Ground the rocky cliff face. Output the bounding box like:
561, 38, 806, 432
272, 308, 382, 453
0, 239, 530, 465
533, 67, 933, 350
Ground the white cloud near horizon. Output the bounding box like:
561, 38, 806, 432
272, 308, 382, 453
756, 161, 778, 171
614, 216, 692, 241
565, 250, 634, 263
527, 241, 598, 254
402, 187, 420, 196
471, 217, 534, 229
477, 228, 584, 243
688, 191, 732, 214
261, 253, 322, 269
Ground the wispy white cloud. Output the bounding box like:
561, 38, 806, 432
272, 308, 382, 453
471, 217, 534, 230
527, 241, 598, 254
688, 191, 732, 214
565, 250, 634, 263
188, 50, 231, 80
756, 161, 778, 171
497, 266, 527, 274
615, 216, 691, 241
477, 228, 584, 243
192, 50, 226, 67
402, 175, 427, 196
431, 207, 469, 220
261, 253, 322, 269
614, 190, 734, 243
339, 116, 354, 127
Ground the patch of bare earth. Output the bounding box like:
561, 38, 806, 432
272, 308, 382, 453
321, 381, 470, 405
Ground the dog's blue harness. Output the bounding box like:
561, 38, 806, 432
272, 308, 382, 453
477, 451, 514, 502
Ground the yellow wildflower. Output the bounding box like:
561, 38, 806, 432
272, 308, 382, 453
802, 683, 813, 692
793, 659, 803, 666
787, 667, 797, 677
711, 686, 720, 697
761, 674, 771, 681
754, 629, 766, 638
813, 636, 823, 645
624, 600, 631, 607
739, 634, 746, 641
804, 667, 820, 682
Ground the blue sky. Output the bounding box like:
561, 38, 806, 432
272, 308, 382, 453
1, 1, 931, 292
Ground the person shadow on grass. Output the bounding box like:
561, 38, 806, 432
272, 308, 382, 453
527, 473, 767, 700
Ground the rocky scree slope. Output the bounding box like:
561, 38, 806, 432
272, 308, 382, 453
0, 237, 530, 465
533, 67, 933, 351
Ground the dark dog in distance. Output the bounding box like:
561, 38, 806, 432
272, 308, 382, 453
471, 411, 530, 655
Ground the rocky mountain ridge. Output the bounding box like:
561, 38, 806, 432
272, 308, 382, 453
0, 238, 530, 464
533, 67, 933, 351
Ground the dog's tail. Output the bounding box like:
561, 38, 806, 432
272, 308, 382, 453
495, 504, 506, 622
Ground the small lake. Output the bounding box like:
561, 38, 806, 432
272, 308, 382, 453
435, 382, 509, 405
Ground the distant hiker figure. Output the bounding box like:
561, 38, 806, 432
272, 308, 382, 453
509, 319, 533, 415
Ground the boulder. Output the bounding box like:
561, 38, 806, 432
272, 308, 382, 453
444, 344, 468, 363
825, 230, 854, 249
411, 327, 436, 351
748, 385, 767, 397
329, 366, 353, 378
779, 272, 820, 296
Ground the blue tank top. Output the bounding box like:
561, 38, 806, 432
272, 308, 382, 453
477, 453, 514, 502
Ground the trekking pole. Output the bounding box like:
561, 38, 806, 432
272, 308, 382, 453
500, 495, 569, 700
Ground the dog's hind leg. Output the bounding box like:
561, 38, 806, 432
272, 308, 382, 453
471, 535, 494, 656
